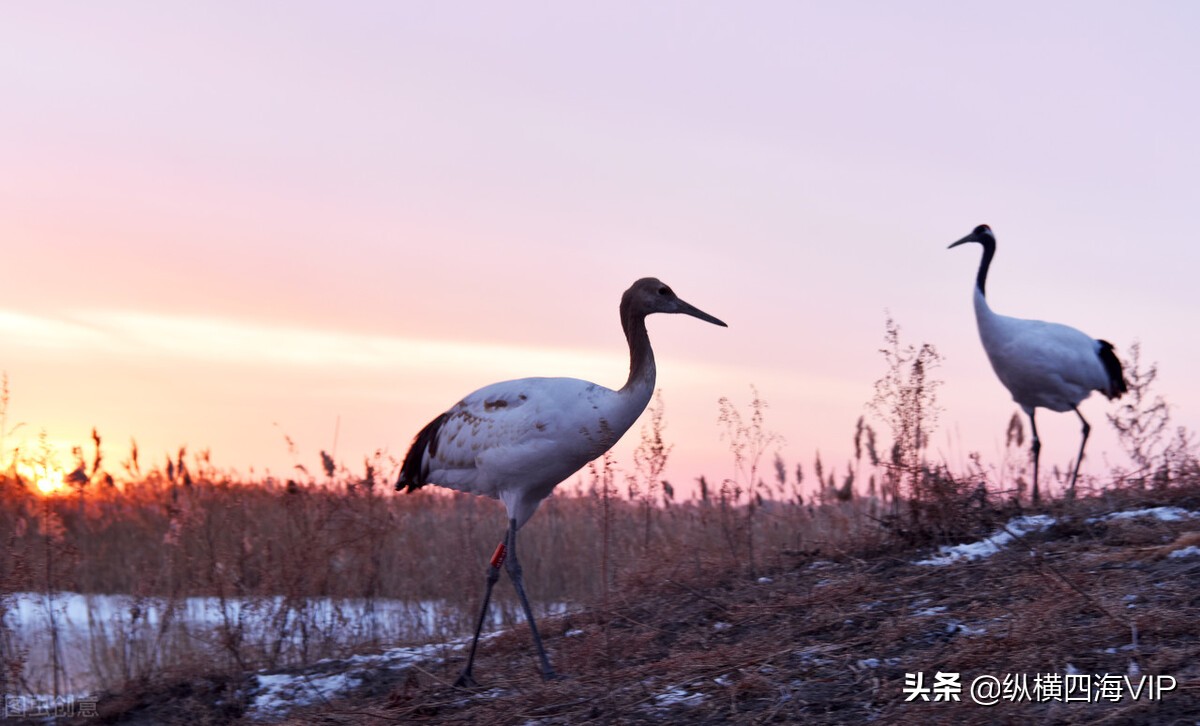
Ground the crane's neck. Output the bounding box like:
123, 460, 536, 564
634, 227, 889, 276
619, 299, 657, 397
973, 238, 996, 297
973, 284, 997, 333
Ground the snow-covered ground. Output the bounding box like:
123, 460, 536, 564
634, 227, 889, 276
916, 506, 1200, 567
244, 640, 470, 721
1, 591, 563, 697
915, 515, 1057, 566
1086, 506, 1199, 523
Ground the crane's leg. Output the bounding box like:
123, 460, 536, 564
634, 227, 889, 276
504, 517, 557, 681
1069, 407, 1091, 500
454, 533, 508, 689
1027, 410, 1041, 504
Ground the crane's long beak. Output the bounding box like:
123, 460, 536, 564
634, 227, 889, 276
948, 232, 979, 249
677, 299, 728, 327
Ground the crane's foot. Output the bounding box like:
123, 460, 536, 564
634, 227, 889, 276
541, 669, 566, 682
453, 670, 481, 689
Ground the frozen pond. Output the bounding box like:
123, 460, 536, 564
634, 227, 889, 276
1, 591, 564, 696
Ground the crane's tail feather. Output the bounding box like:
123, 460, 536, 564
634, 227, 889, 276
397, 412, 449, 493
1097, 340, 1129, 400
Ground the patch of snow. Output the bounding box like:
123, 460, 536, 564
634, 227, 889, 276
791, 644, 847, 667
916, 515, 1056, 566
778, 679, 808, 703
712, 621, 732, 631
857, 658, 880, 669
653, 686, 706, 708
1087, 507, 1198, 523
245, 641, 458, 720
914, 606, 947, 617
1168, 545, 1200, 559
249, 671, 355, 719
565, 628, 585, 637
1066, 663, 1081, 676
946, 620, 987, 636
475, 687, 508, 701
757, 576, 774, 584
713, 674, 734, 687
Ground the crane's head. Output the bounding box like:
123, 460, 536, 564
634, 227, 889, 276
623, 277, 727, 327
948, 224, 995, 249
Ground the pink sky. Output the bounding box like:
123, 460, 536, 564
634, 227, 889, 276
2, 3, 1198, 496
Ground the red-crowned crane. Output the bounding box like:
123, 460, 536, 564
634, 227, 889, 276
397, 277, 726, 687
949, 224, 1128, 502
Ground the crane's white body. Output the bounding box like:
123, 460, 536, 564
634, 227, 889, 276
397, 277, 725, 686
415, 374, 652, 528
973, 288, 1113, 414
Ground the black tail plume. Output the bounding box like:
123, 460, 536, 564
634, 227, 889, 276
1097, 340, 1128, 400
397, 412, 448, 493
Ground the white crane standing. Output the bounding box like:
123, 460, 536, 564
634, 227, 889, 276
949, 224, 1128, 502
397, 277, 727, 687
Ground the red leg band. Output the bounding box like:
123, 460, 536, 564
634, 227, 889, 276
489, 542, 507, 569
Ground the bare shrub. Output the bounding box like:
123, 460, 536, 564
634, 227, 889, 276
630, 390, 672, 554
717, 386, 783, 576
863, 314, 998, 544
867, 315, 943, 499
1108, 341, 1199, 487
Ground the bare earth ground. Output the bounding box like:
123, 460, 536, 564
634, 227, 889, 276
86, 488, 1200, 725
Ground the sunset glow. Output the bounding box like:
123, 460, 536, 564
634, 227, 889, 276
19, 462, 66, 497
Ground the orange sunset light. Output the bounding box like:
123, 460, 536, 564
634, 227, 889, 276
18, 461, 67, 496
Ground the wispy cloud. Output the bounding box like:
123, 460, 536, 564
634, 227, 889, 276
0, 310, 110, 351
0, 308, 731, 386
